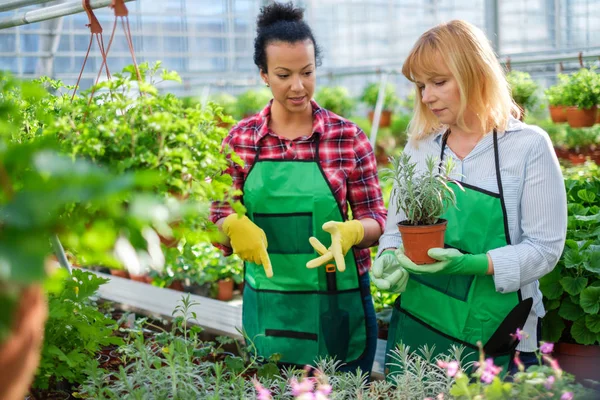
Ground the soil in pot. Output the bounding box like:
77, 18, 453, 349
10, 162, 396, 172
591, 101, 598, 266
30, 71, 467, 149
397, 219, 448, 264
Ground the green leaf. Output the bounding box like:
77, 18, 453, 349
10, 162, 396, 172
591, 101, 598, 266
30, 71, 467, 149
583, 250, 600, 274
224, 355, 245, 374
539, 266, 564, 299
578, 189, 597, 203
541, 310, 565, 343
257, 362, 279, 379
558, 297, 585, 321
586, 314, 600, 333
563, 248, 584, 269
571, 317, 599, 345
580, 286, 600, 314
560, 276, 588, 296
545, 298, 561, 310
161, 70, 181, 83
574, 213, 600, 222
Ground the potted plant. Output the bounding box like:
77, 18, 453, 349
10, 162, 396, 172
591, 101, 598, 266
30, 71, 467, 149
381, 152, 462, 264
360, 82, 399, 128
234, 88, 272, 119
562, 68, 600, 128
506, 70, 539, 120
545, 74, 570, 123
314, 86, 355, 117
539, 176, 600, 386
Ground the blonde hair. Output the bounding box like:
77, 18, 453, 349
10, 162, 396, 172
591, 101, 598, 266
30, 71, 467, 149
402, 20, 520, 141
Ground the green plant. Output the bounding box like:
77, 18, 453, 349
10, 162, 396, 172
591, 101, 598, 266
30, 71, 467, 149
545, 74, 571, 107
32, 269, 122, 392
506, 71, 540, 112
540, 176, 600, 346
314, 86, 355, 116
562, 68, 600, 110
210, 92, 238, 118
360, 82, 399, 110
382, 152, 461, 225
50, 62, 240, 207
0, 72, 165, 339
235, 88, 272, 119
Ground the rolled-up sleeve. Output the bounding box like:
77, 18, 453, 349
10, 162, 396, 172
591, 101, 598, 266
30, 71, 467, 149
347, 129, 387, 232
489, 134, 567, 293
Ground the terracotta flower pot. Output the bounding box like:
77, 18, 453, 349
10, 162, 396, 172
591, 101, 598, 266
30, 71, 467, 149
553, 342, 600, 389
217, 278, 234, 301
109, 269, 130, 279
397, 219, 448, 264
566, 106, 597, 128
130, 273, 152, 284
167, 279, 185, 291
548, 105, 568, 123
368, 110, 392, 128
597, 107, 600, 124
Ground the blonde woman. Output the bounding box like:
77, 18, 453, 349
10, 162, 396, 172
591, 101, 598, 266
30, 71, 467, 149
371, 20, 567, 378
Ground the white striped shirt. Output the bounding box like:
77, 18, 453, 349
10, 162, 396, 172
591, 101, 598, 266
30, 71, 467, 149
378, 117, 568, 352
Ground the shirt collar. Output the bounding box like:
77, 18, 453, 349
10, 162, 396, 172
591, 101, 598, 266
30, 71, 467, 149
433, 115, 523, 144
254, 99, 325, 145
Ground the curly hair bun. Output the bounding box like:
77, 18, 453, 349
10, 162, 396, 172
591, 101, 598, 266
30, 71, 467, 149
257, 2, 304, 29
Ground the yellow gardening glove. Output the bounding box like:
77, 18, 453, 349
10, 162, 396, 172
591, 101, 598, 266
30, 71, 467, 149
222, 214, 273, 278
306, 220, 364, 272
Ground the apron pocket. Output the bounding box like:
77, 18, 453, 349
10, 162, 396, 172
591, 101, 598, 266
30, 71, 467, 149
318, 288, 367, 364
253, 212, 313, 254
385, 297, 479, 381
410, 274, 474, 302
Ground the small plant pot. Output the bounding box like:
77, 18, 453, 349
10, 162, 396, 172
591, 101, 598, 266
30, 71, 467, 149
109, 269, 130, 279
237, 281, 245, 294
217, 278, 234, 301
368, 110, 392, 128
167, 279, 185, 291
553, 342, 600, 389
566, 106, 597, 128
597, 106, 600, 124
397, 219, 448, 264
548, 105, 568, 123
130, 273, 152, 284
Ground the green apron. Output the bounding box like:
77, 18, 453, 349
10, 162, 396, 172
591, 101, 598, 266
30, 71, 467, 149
241, 135, 368, 366
385, 130, 532, 379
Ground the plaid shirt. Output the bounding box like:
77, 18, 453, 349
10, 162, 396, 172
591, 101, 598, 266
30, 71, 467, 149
210, 100, 386, 275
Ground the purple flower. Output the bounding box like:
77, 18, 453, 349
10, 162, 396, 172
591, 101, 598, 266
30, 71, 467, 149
540, 342, 554, 354
290, 377, 315, 396
544, 375, 555, 390
561, 392, 573, 400
513, 353, 525, 372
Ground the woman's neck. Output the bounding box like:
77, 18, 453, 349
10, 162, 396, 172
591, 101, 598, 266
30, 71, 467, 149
269, 100, 314, 140
446, 112, 487, 159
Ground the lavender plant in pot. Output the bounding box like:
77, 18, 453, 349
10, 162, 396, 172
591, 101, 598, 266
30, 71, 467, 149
382, 152, 462, 264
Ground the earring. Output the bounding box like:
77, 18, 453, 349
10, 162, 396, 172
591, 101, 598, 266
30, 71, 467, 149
265, 82, 269, 87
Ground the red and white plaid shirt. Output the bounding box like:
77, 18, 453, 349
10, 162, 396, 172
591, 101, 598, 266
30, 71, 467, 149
210, 99, 387, 275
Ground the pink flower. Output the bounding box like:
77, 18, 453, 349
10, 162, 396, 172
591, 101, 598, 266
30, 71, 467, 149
543, 355, 562, 377
511, 328, 529, 341
513, 353, 525, 372
253, 378, 272, 400
544, 375, 555, 390
480, 358, 502, 384
290, 377, 315, 396
540, 342, 554, 354
561, 392, 573, 400
437, 360, 460, 377
437, 394, 444, 400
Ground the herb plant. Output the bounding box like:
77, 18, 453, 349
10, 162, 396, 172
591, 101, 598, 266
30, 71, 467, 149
382, 152, 461, 226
